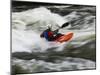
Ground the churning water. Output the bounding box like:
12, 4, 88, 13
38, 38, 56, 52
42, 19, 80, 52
12, 5, 96, 74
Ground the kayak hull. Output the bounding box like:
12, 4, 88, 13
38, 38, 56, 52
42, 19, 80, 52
56, 32, 73, 43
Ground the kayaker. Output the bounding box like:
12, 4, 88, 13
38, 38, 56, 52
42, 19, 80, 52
40, 24, 63, 41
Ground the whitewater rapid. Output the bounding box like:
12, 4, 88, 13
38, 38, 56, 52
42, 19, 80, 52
12, 7, 95, 53
12, 6, 96, 74
12, 7, 70, 53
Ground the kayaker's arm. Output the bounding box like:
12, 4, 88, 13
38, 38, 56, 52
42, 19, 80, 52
53, 29, 59, 34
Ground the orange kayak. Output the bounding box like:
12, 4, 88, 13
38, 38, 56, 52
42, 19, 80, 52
56, 32, 73, 43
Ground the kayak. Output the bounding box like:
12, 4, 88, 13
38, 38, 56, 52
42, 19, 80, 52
56, 32, 73, 43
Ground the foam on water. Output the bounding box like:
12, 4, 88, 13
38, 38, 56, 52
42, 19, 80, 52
12, 7, 95, 53
12, 6, 96, 73
12, 29, 64, 53
12, 7, 70, 53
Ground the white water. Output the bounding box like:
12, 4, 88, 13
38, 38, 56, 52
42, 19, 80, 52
12, 6, 96, 73
12, 7, 71, 53
12, 8, 95, 53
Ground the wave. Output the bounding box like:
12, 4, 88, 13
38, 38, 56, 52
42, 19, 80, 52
12, 6, 96, 73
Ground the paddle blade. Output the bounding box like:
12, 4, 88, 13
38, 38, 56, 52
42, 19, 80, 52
61, 22, 70, 28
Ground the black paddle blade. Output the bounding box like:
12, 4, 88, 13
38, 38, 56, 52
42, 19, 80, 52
61, 22, 69, 28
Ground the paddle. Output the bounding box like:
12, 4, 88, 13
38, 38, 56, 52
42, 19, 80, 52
56, 22, 70, 31
60, 22, 70, 28
53, 22, 70, 33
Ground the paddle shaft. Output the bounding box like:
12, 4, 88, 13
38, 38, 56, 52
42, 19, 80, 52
53, 22, 70, 34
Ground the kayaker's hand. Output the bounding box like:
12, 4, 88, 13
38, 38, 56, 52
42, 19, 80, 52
53, 29, 59, 34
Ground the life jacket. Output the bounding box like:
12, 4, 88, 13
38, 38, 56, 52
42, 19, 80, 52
43, 31, 53, 40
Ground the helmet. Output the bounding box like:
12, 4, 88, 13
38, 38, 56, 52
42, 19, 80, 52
47, 24, 52, 29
